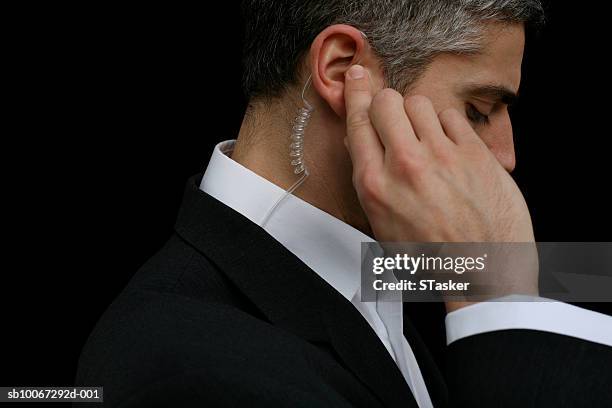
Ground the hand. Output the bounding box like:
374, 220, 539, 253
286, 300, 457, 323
343, 65, 536, 312
343, 65, 534, 244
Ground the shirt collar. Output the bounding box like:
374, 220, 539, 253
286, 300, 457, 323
199, 140, 375, 301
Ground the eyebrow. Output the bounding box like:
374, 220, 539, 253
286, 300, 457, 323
461, 84, 519, 106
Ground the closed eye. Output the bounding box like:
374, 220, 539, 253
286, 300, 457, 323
466, 103, 490, 125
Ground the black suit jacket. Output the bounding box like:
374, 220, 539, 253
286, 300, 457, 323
75, 174, 612, 407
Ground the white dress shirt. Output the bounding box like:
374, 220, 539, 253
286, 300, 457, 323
200, 140, 612, 407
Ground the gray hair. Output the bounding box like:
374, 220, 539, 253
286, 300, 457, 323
241, 0, 545, 100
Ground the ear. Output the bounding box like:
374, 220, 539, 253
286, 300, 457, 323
309, 24, 372, 118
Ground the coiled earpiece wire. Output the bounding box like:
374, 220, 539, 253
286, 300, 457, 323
260, 31, 369, 228
260, 75, 314, 227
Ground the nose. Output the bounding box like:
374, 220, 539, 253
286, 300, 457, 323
491, 140, 516, 173
481, 112, 516, 173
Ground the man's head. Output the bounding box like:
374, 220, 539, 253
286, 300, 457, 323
234, 0, 544, 234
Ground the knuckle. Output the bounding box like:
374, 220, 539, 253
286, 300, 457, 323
347, 110, 372, 131
405, 95, 433, 114
391, 151, 427, 178
373, 88, 403, 106
354, 167, 383, 202
438, 108, 461, 124
432, 144, 456, 166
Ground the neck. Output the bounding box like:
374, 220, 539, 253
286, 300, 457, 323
231, 98, 372, 237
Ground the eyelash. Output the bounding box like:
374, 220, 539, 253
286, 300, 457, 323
466, 104, 490, 125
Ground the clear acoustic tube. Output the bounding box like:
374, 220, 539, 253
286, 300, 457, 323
260, 75, 314, 227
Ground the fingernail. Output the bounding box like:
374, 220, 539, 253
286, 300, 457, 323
347, 65, 365, 80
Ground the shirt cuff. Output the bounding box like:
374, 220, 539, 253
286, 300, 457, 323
445, 295, 612, 347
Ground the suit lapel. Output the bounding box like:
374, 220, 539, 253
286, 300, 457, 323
325, 294, 418, 407
174, 174, 418, 407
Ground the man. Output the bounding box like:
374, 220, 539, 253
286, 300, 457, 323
76, 1, 612, 406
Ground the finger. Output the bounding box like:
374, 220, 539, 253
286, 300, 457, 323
344, 65, 384, 172
404, 95, 453, 147
369, 88, 418, 155
438, 108, 481, 145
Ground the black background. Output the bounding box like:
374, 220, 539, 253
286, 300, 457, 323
2, 0, 610, 394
